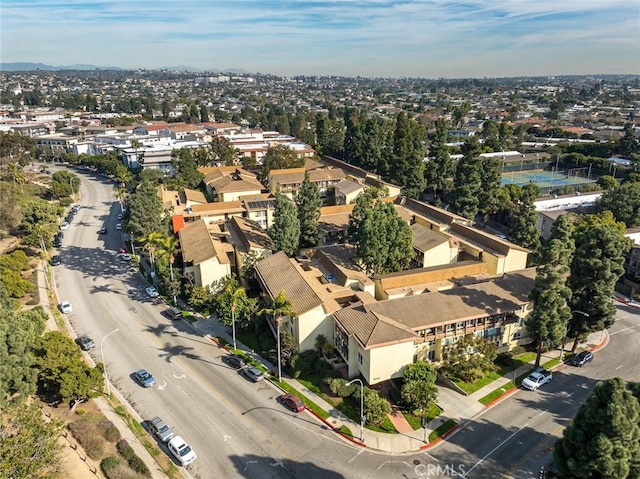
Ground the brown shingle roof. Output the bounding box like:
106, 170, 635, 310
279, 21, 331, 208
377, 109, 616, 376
334, 307, 416, 349
226, 216, 273, 252
178, 220, 217, 265
183, 188, 207, 203
254, 251, 323, 316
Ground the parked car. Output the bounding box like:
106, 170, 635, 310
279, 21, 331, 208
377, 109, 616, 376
121, 253, 132, 261
224, 354, 246, 369
72, 204, 81, 212
145, 287, 159, 298
133, 369, 156, 388
149, 416, 174, 442
522, 369, 552, 391
75, 336, 95, 351
570, 351, 593, 367
50, 255, 61, 266
167, 436, 197, 466
59, 222, 69, 231
279, 393, 305, 412
165, 307, 183, 320
117, 213, 123, 220
53, 239, 62, 247
241, 366, 266, 382
115, 223, 123, 230
99, 227, 107, 234
59, 301, 73, 314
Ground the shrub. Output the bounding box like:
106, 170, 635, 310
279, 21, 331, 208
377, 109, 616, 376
290, 350, 317, 377
101, 456, 121, 473
68, 418, 105, 459
324, 378, 356, 397
101, 421, 121, 443
116, 439, 150, 476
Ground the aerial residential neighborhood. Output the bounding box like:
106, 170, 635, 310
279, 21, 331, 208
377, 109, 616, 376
1, 4, 640, 474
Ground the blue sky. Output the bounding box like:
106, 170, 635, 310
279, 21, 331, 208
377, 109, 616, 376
2, 0, 639, 77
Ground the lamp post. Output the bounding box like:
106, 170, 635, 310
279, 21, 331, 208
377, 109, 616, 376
346, 378, 364, 442
100, 328, 120, 396
169, 255, 177, 306
561, 310, 590, 361
231, 300, 237, 351
69, 178, 75, 201
276, 316, 283, 382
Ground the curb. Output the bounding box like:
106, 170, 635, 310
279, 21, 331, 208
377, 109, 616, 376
484, 385, 519, 409
418, 424, 460, 450
306, 408, 367, 447
588, 330, 609, 353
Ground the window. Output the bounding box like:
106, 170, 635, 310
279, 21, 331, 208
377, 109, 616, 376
428, 350, 436, 361
436, 326, 444, 333
477, 318, 485, 325
357, 352, 363, 365
456, 321, 464, 329
513, 332, 522, 340
446, 323, 454, 332
428, 339, 436, 346
467, 320, 475, 327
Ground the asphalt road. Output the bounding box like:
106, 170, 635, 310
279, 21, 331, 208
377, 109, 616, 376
51, 165, 640, 479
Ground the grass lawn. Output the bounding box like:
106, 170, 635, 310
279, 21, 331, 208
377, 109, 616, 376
478, 381, 516, 405
403, 403, 443, 430
454, 351, 538, 395
428, 419, 456, 442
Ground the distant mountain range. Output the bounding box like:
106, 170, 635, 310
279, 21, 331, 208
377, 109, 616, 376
1, 62, 247, 74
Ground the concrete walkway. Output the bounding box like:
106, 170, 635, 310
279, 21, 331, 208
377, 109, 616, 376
191, 311, 611, 454
38, 263, 168, 479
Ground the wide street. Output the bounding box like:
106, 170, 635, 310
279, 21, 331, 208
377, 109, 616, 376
51, 166, 640, 478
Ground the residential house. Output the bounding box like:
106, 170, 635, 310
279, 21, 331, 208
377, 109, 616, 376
268, 167, 346, 203
334, 179, 365, 205
201, 166, 264, 202
178, 219, 234, 289
225, 216, 273, 272
242, 194, 276, 230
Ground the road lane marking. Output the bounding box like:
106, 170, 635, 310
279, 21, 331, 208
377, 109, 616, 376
610, 324, 640, 335
538, 409, 547, 416
349, 449, 364, 463
464, 423, 528, 477
500, 425, 564, 479
616, 365, 624, 370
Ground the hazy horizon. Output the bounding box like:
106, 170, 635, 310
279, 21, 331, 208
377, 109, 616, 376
3, 1, 639, 78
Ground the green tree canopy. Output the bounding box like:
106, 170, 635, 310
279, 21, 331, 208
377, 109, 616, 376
450, 137, 483, 219
17, 200, 62, 248
259, 144, 305, 183
210, 137, 238, 166
0, 402, 64, 478
348, 188, 414, 275
212, 275, 256, 330
391, 112, 426, 199
127, 177, 167, 240
554, 377, 640, 479
296, 171, 322, 248
269, 191, 300, 256
567, 213, 631, 351
50, 170, 80, 199
425, 118, 454, 199
441, 334, 498, 383
401, 362, 438, 417
171, 148, 204, 189
595, 181, 640, 227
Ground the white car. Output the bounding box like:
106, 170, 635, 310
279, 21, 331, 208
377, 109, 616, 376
145, 287, 159, 298
121, 254, 131, 261
59, 222, 69, 231
115, 223, 123, 230
59, 301, 73, 314
167, 436, 196, 466
521, 369, 552, 391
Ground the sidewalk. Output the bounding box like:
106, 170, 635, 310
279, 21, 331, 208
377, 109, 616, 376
38, 263, 168, 479
191, 312, 611, 455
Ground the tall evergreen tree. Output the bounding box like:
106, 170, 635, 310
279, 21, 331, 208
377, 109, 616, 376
391, 112, 426, 199
424, 118, 454, 200
127, 177, 167, 239
554, 377, 640, 479
269, 191, 300, 256
343, 109, 365, 165
526, 215, 575, 368
296, 171, 321, 248
171, 148, 204, 189
567, 212, 631, 352
348, 188, 414, 275
258, 144, 305, 183
478, 156, 503, 221
595, 181, 640, 228
361, 115, 387, 175
450, 137, 483, 219
508, 183, 541, 254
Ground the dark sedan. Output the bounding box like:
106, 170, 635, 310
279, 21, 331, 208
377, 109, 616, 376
570, 350, 594, 367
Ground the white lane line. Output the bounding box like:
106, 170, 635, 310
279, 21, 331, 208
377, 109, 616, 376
616, 365, 624, 370
610, 324, 640, 335
463, 423, 528, 477
349, 449, 365, 463
538, 409, 548, 416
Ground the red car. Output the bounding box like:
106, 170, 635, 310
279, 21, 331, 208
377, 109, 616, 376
279, 394, 305, 413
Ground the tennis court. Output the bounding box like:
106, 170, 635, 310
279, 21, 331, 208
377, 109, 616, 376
501, 170, 596, 189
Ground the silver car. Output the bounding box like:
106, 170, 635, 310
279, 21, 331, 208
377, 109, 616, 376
149, 416, 174, 442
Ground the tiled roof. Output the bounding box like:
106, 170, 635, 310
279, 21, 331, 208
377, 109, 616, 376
178, 220, 217, 265
183, 188, 207, 203
209, 175, 263, 193
189, 201, 244, 214
254, 251, 323, 316
226, 216, 273, 252
335, 267, 536, 348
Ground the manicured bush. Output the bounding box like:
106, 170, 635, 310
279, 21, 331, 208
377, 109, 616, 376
101, 456, 121, 473
116, 439, 151, 476
68, 418, 105, 459
101, 420, 121, 443
324, 377, 356, 397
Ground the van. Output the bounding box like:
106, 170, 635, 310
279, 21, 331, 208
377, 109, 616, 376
166, 307, 183, 320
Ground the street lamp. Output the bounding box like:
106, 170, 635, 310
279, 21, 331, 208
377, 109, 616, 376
100, 328, 120, 396
231, 300, 238, 351
276, 316, 283, 382
560, 310, 590, 361
169, 255, 177, 306
346, 378, 364, 442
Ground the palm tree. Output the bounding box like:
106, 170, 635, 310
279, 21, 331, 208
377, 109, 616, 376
155, 235, 181, 305
226, 280, 246, 351
259, 290, 294, 381
6, 162, 26, 193
141, 231, 165, 286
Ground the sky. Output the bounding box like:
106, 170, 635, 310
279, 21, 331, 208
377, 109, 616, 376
2, 0, 639, 78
